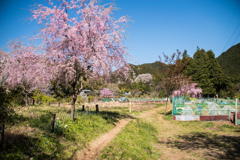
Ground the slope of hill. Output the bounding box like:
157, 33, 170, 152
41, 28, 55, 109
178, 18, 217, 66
217, 43, 240, 79
129, 61, 166, 78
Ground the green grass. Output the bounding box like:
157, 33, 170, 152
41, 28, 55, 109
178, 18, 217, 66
155, 103, 165, 108
4, 102, 239, 159
0, 104, 130, 160
99, 119, 160, 160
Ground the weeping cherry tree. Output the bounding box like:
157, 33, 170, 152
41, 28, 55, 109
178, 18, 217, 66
31, 0, 131, 121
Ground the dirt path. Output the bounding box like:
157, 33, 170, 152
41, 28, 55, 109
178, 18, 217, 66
151, 105, 202, 160
75, 104, 191, 160
75, 106, 163, 160
75, 118, 131, 160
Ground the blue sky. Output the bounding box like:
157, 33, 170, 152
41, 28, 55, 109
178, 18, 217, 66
0, 0, 240, 64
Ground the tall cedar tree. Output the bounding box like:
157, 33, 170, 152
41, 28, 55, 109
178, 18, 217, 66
185, 48, 232, 97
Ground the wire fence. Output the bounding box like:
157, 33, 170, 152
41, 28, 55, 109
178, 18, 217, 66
173, 97, 240, 116
129, 98, 166, 102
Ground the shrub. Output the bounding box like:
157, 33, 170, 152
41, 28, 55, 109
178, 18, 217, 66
32, 91, 57, 104
0, 86, 14, 123
77, 95, 85, 104
88, 96, 95, 103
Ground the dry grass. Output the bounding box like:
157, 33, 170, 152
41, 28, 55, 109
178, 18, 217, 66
154, 105, 240, 160
99, 103, 240, 160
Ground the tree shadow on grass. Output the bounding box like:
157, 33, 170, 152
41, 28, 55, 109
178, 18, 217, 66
8, 108, 57, 125
28, 113, 52, 129
0, 132, 62, 160
166, 110, 172, 115
98, 111, 135, 122
76, 110, 135, 125
159, 132, 240, 159
7, 113, 30, 124
159, 109, 172, 115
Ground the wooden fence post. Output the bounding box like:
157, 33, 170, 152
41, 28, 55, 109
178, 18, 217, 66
82, 105, 85, 111
58, 102, 60, 107
86, 106, 89, 114
236, 99, 238, 126
33, 99, 35, 106
51, 113, 56, 133
96, 104, 99, 113
0, 124, 5, 148
39, 101, 40, 105
48, 101, 50, 106
129, 101, 131, 113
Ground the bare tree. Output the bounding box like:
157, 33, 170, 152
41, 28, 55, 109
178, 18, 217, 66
159, 50, 190, 116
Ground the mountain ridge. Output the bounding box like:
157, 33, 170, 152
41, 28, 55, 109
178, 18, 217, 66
217, 43, 240, 79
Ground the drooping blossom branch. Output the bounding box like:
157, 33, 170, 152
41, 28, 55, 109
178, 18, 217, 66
31, 0, 132, 121
1, 41, 52, 105
173, 83, 202, 98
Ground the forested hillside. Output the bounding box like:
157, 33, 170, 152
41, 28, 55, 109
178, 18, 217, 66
129, 61, 164, 78
128, 46, 238, 98
217, 43, 240, 80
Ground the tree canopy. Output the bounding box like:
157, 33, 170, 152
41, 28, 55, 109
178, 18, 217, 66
31, 0, 132, 121
185, 48, 232, 97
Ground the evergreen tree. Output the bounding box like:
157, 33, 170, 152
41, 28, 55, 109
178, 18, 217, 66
185, 48, 232, 97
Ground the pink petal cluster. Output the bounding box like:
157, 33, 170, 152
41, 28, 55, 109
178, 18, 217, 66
31, 0, 131, 84
173, 83, 202, 98
1, 43, 52, 94
100, 88, 113, 99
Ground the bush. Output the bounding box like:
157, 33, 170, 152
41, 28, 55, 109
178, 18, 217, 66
55, 97, 63, 103
77, 95, 85, 104
65, 96, 72, 103
88, 96, 95, 103
190, 97, 197, 101
32, 91, 57, 104
9, 86, 25, 105
0, 86, 14, 123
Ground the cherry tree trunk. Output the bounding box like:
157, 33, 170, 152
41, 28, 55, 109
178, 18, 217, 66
25, 93, 28, 106
71, 94, 77, 121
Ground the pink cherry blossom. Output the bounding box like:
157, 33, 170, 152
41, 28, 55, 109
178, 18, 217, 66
31, 0, 132, 121
100, 88, 114, 99
1, 41, 52, 106
173, 83, 202, 98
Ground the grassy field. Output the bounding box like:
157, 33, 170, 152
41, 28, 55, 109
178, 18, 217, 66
99, 104, 240, 160
1, 102, 240, 160
0, 103, 135, 160
99, 119, 160, 159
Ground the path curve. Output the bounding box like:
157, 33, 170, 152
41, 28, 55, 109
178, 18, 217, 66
75, 105, 165, 160
75, 119, 131, 160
